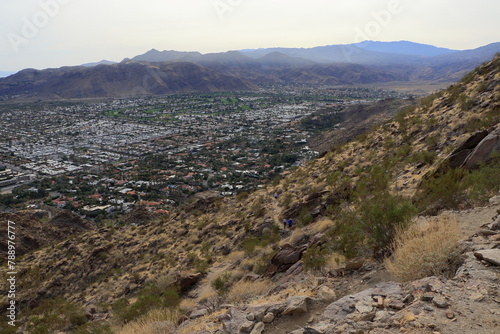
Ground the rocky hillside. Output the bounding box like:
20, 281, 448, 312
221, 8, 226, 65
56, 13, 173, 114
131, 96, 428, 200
0, 56, 499, 334
0, 209, 94, 261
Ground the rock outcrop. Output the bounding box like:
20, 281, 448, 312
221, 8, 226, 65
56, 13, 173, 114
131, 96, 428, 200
444, 127, 500, 170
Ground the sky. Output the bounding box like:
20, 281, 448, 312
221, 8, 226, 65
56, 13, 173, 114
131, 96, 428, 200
1, 0, 500, 72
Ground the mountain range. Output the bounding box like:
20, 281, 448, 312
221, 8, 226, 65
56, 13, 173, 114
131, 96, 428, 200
1, 41, 499, 100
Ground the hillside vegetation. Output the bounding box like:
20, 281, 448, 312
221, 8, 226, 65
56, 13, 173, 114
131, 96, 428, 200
1, 56, 499, 334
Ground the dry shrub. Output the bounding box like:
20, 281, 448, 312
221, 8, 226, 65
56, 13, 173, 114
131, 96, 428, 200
385, 215, 463, 282
240, 257, 255, 271
310, 217, 335, 234
278, 228, 307, 247
179, 298, 197, 314
114, 307, 180, 334
226, 280, 271, 304
225, 250, 246, 264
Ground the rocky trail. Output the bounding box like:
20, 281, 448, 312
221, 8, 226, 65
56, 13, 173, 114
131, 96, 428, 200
200, 199, 500, 334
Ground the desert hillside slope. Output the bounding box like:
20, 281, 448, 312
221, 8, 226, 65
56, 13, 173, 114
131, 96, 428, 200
0, 56, 499, 334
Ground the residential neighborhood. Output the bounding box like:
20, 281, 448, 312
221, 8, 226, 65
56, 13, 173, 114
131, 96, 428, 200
0, 87, 408, 220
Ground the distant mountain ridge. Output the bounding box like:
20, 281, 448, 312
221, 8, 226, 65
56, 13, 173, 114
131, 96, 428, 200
1, 41, 499, 100
353, 40, 457, 57
0, 62, 257, 100
80, 60, 117, 67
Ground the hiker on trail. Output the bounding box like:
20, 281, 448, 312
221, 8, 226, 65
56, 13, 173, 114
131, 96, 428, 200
288, 219, 293, 229
274, 193, 279, 199
283, 219, 287, 229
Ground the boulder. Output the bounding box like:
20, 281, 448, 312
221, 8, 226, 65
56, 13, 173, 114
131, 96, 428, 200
265, 244, 308, 276
474, 249, 500, 266
240, 320, 255, 333
249, 322, 265, 334
447, 130, 489, 168
321, 282, 404, 323
316, 285, 337, 302
283, 296, 312, 315
189, 308, 208, 319
262, 312, 275, 323
463, 128, 500, 169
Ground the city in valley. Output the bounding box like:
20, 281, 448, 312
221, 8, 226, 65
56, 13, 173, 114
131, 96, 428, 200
0, 86, 407, 222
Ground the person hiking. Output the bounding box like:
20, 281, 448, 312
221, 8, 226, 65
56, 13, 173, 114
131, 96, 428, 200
283, 219, 287, 229
274, 193, 279, 199
288, 219, 293, 229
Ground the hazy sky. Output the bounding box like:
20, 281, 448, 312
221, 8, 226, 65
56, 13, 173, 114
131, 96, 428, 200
1, 0, 499, 72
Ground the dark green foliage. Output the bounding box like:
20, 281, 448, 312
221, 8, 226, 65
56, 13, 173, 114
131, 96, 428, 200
416, 168, 467, 212
355, 164, 391, 195
302, 245, 329, 271
464, 154, 500, 203
458, 93, 475, 110
251, 196, 266, 218
26, 298, 87, 334
241, 228, 280, 256
331, 193, 417, 258
211, 272, 232, 296
112, 283, 180, 323
416, 154, 500, 213
253, 251, 274, 275
461, 71, 476, 85
407, 150, 438, 165
297, 206, 314, 226
71, 322, 112, 334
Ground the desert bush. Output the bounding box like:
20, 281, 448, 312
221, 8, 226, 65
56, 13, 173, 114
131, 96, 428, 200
463, 153, 500, 204
407, 150, 438, 165
417, 155, 500, 212
394, 106, 413, 130
385, 215, 462, 281
419, 94, 438, 110
251, 196, 266, 217
302, 245, 329, 271
211, 272, 232, 296
241, 230, 280, 257
416, 168, 466, 212
331, 193, 417, 258
113, 283, 180, 323
297, 206, 314, 226
26, 298, 87, 333
461, 71, 476, 85
361, 163, 391, 193
226, 280, 270, 304
446, 84, 462, 105
71, 322, 112, 334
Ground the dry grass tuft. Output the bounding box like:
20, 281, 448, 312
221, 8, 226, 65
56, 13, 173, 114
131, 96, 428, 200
310, 217, 335, 234
114, 307, 180, 334
179, 298, 197, 314
226, 280, 271, 305
175, 310, 225, 334
225, 250, 246, 264
385, 215, 462, 282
